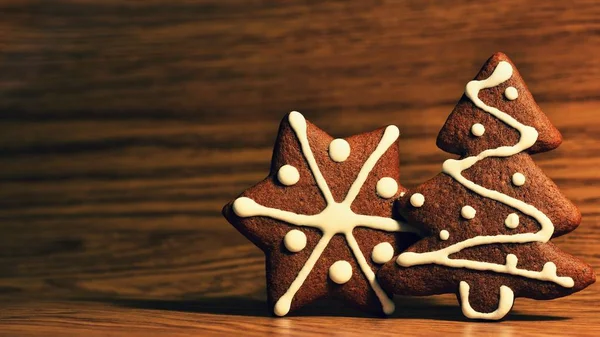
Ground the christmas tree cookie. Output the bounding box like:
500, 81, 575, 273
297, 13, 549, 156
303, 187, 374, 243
222, 111, 419, 316
377, 52, 595, 320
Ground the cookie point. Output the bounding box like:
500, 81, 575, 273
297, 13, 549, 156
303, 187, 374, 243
232, 197, 257, 217
288, 110, 304, 121
385, 125, 400, 139
383, 301, 396, 315
465, 81, 477, 97
491, 51, 510, 60
442, 158, 460, 174
496, 61, 513, 76
273, 297, 291, 317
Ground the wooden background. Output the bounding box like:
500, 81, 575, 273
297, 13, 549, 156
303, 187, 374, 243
1, 0, 599, 335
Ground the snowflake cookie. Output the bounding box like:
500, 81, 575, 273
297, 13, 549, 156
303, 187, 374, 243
222, 111, 419, 316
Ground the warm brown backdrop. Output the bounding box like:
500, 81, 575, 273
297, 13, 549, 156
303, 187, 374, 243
1, 0, 599, 336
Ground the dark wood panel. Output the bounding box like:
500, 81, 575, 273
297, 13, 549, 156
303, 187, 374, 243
0, 0, 599, 120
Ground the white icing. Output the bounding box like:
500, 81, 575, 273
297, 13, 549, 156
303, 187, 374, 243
234, 111, 419, 316
471, 123, 485, 137
329, 260, 352, 284
410, 193, 425, 208
400, 191, 406, 197
504, 86, 518, 100
461, 205, 476, 220
328, 138, 351, 162
439, 230, 450, 241
277, 165, 300, 186
505, 213, 519, 229
512, 172, 526, 186
376, 177, 398, 199
459, 281, 514, 320
372, 242, 394, 264
397, 62, 574, 317
284, 229, 307, 253
506, 254, 518, 270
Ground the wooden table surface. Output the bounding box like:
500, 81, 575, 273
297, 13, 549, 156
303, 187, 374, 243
1, 0, 599, 336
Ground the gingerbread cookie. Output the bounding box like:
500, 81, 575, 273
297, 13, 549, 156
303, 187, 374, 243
377, 52, 595, 320
222, 111, 419, 316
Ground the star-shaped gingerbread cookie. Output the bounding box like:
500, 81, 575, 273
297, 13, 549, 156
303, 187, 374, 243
222, 111, 419, 316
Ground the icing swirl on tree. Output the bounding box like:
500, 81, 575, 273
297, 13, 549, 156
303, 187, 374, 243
397, 61, 573, 289
396, 60, 587, 319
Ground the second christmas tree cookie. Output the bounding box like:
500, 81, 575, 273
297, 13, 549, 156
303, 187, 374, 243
377, 52, 595, 320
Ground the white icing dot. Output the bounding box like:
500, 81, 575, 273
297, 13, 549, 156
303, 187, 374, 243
471, 123, 485, 137
277, 165, 300, 186
410, 193, 425, 207
506, 254, 518, 269
328, 138, 351, 163
512, 172, 526, 186
371, 242, 394, 264
439, 230, 450, 241
542, 261, 557, 275
461, 205, 476, 220
329, 260, 352, 284
504, 86, 518, 100
283, 229, 307, 253
505, 213, 520, 229
376, 177, 398, 199
400, 191, 406, 197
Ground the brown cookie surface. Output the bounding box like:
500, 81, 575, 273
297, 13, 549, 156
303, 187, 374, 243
378, 52, 595, 320
223, 111, 419, 316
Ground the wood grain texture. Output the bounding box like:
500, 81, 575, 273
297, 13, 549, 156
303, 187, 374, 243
0, 0, 599, 335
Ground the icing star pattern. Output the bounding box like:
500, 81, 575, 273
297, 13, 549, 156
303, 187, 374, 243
228, 111, 418, 316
